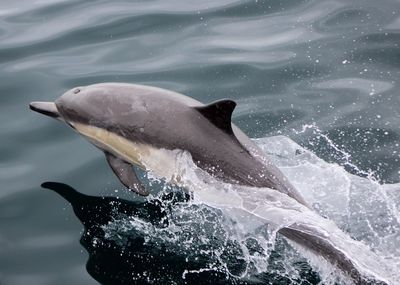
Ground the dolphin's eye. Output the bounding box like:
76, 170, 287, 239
74, 88, 80, 94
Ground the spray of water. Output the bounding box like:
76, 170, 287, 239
101, 132, 400, 284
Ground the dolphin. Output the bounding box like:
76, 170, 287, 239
29, 83, 390, 284
29, 82, 307, 205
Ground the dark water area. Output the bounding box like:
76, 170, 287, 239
41, 182, 321, 285
1, 0, 400, 284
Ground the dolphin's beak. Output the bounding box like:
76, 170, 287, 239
29, 101, 63, 121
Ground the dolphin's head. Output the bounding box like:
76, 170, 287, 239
29, 86, 88, 125
54, 85, 98, 127
30, 84, 120, 129
29, 83, 149, 135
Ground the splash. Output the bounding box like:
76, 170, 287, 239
256, 134, 400, 284
101, 135, 400, 284
293, 123, 377, 180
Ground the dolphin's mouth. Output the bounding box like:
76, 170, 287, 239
29, 101, 63, 121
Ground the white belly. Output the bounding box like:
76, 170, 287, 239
72, 122, 185, 184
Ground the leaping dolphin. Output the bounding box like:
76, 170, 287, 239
29, 83, 390, 284
29, 83, 307, 205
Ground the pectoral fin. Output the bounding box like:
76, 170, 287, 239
104, 152, 149, 196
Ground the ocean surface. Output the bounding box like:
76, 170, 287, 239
1, 0, 400, 284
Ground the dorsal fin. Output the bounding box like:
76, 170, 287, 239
194, 99, 236, 135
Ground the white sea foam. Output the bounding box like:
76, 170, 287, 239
104, 135, 400, 284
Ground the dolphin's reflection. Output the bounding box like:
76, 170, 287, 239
42, 182, 320, 285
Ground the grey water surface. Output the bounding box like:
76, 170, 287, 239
1, 0, 400, 284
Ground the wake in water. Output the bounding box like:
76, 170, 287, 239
45, 135, 400, 285
255, 134, 400, 284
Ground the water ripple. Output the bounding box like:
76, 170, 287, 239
1, 0, 400, 284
